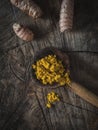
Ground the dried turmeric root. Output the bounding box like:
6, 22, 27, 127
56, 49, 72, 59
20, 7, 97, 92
10, 0, 43, 19
13, 23, 34, 41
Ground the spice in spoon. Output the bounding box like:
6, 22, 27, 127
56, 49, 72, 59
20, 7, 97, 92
32, 55, 71, 86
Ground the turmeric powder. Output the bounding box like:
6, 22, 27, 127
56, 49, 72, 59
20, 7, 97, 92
46, 92, 60, 108
32, 55, 71, 85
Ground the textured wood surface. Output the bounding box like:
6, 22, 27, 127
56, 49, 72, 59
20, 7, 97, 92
0, 0, 98, 130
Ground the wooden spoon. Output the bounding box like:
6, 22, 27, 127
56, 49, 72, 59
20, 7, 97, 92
53, 48, 98, 108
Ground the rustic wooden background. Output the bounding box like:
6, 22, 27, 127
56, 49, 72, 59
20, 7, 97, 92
0, 0, 98, 130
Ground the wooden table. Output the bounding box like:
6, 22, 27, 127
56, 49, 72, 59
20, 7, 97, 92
0, 0, 98, 130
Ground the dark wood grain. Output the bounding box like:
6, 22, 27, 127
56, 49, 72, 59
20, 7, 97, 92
0, 0, 98, 130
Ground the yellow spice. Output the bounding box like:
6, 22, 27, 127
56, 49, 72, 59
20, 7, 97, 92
46, 92, 60, 108
32, 55, 71, 85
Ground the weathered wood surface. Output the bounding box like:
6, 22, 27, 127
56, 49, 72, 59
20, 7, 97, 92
0, 0, 98, 130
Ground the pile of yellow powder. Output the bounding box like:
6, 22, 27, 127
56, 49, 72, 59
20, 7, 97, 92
32, 55, 71, 86
46, 92, 60, 108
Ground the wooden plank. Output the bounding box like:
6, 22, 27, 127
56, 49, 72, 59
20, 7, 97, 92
0, 0, 98, 130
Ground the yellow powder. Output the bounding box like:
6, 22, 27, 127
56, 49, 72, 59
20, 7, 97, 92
32, 55, 71, 85
46, 92, 60, 108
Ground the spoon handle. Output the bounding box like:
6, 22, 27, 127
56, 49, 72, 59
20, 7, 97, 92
68, 82, 98, 108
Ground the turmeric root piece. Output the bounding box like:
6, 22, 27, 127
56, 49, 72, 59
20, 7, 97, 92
13, 23, 34, 41
59, 0, 74, 32
10, 0, 43, 19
